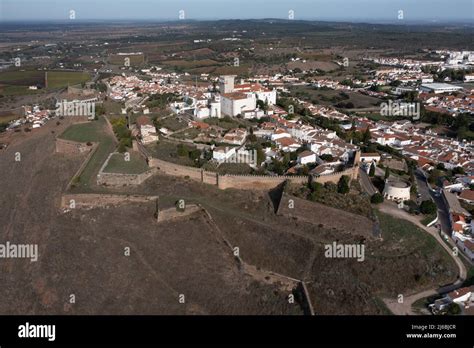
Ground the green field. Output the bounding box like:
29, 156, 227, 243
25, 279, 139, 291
103, 152, 149, 174
0, 70, 44, 85
0, 85, 42, 96
47, 71, 90, 88
162, 59, 218, 69
60, 117, 116, 191
109, 54, 145, 65
0, 70, 91, 94
0, 113, 22, 123
59, 119, 104, 143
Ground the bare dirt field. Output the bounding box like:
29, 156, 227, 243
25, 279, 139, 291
0, 122, 301, 314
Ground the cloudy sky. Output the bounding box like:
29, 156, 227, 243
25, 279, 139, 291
0, 0, 472, 22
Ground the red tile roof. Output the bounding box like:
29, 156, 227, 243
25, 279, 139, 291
459, 190, 474, 202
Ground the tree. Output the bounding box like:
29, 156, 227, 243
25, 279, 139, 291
362, 127, 371, 145
428, 169, 442, 185
177, 144, 189, 157
320, 154, 334, 162
452, 166, 465, 175
337, 175, 350, 194
299, 165, 309, 175
384, 166, 390, 180
117, 141, 127, 153
247, 134, 257, 143
271, 159, 285, 175
389, 80, 402, 87
369, 162, 376, 177
446, 302, 461, 315
420, 200, 437, 215
371, 193, 384, 204
256, 99, 269, 112
188, 149, 201, 162
309, 181, 323, 193
309, 181, 323, 201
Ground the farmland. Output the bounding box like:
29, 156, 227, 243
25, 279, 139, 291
108, 54, 145, 66
47, 71, 91, 88
0, 70, 91, 95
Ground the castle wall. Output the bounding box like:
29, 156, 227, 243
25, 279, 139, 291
97, 168, 157, 187
147, 148, 359, 191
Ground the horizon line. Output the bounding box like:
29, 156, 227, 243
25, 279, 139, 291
1, 18, 473, 25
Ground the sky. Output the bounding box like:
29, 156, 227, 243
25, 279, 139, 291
0, 0, 472, 22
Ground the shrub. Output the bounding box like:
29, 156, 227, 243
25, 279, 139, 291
420, 200, 437, 215
117, 142, 127, 153
369, 162, 376, 177
371, 193, 384, 204
446, 302, 461, 315
309, 181, 323, 192
337, 175, 350, 194
177, 144, 189, 157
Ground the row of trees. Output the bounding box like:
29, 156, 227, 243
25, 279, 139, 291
110, 118, 132, 153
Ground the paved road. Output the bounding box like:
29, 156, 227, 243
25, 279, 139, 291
419, 169, 474, 267
415, 169, 431, 202
415, 168, 451, 234
358, 167, 377, 196
431, 190, 453, 235
379, 202, 467, 315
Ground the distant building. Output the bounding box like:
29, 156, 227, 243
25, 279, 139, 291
420, 83, 463, 94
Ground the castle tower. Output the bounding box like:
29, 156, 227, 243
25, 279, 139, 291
353, 150, 362, 180
219, 75, 236, 94
354, 150, 361, 166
